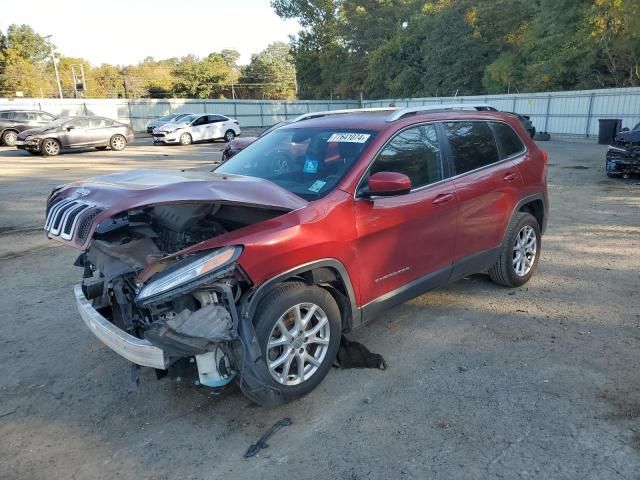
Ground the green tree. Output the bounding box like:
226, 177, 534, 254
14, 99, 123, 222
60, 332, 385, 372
241, 42, 297, 99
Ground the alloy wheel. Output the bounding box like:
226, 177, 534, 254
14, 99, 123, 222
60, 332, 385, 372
512, 225, 537, 277
111, 135, 126, 150
267, 303, 330, 386
3, 131, 17, 146
43, 139, 60, 156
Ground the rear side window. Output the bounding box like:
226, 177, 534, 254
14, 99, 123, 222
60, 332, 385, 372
443, 121, 500, 175
370, 123, 444, 189
491, 122, 525, 158
38, 112, 55, 122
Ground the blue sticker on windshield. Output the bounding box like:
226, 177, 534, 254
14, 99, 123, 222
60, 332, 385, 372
303, 159, 318, 174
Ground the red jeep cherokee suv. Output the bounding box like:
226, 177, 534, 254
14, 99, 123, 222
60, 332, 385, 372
45, 108, 548, 406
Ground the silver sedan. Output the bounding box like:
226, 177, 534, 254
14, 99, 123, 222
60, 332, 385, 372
15, 116, 135, 156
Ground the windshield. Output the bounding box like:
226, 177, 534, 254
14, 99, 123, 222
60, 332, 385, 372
42, 118, 68, 129
174, 114, 198, 124
157, 114, 177, 122
170, 113, 192, 123
215, 127, 376, 200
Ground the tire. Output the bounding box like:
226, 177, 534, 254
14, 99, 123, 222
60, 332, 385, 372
2, 130, 18, 146
95, 146, 108, 151
179, 132, 192, 145
489, 212, 541, 287
224, 130, 236, 142
248, 281, 341, 405
109, 134, 127, 151
41, 138, 61, 156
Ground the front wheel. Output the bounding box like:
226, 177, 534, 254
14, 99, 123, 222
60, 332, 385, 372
489, 212, 541, 287
250, 281, 341, 404
41, 138, 61, 156
179, 132, 192, 145
224, 130, 236, 142
109, 134, 127, 151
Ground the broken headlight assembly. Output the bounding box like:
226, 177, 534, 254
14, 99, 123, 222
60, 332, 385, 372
135, 245, 242, 305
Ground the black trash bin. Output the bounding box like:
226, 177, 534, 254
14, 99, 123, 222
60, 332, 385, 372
598, 119, 622, 144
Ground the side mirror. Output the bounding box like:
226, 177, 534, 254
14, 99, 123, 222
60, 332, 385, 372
621, 127, 630, 132
364, 171, 412, 197
66, 125, 75, 131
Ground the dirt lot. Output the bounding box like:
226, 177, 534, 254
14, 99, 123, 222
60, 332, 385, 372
1, 136, 639, 480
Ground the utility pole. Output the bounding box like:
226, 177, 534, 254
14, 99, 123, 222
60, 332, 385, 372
44, 35, 63, 99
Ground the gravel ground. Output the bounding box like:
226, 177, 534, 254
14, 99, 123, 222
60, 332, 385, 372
0, 136, 639, 480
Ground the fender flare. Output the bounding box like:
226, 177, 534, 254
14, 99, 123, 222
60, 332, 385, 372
242, 258, 359, 329
505, 193, 547, 242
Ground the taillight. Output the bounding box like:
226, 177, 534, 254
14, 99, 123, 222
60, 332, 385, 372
541, 150, 548, 163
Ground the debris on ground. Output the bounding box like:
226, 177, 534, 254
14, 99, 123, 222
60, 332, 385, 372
244, 417, 293, 458
335, 336, 387, 370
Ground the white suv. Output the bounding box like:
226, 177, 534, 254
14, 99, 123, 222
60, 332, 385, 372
152, 114, 241, 145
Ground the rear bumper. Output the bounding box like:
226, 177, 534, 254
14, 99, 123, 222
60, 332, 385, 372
74, 284, 168, 369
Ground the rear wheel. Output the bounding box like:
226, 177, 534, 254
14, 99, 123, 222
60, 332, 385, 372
224, 130, 236, 142
109, 134, 126, 151
489, 212, 541, 287
2, 130, 18, 146
249, 281, 341, 404
179, 132, 192, 145
41, 138, 61, 156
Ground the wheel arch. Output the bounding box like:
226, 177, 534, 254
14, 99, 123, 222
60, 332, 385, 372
504, 194, 546, 245
243, 259, 360, 333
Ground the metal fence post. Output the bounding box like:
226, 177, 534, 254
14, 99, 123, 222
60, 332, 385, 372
543, 95, 552, 133
512, 96, 517, 112
259, 101, 264, 127
284, 101, 288, 120
585, 92, 595, 138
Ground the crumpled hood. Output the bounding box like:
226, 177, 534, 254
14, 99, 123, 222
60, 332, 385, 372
18, 127, 54, 139
46, 169, 308, 250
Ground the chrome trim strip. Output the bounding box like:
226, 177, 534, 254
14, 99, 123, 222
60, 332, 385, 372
74, 284, 168, 369
45, 197, 75, 231
61, 204, 93, 240
50, 201, 79, 235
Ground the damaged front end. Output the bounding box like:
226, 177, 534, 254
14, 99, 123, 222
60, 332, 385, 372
45, 170, 305, 390
607, 130, 640, 177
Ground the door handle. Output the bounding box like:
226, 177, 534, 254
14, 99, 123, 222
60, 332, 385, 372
432, 193, 455, 205
503, 172, 518, 182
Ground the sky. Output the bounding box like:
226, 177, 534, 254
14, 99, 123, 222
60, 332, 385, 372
0, 0, 301, 66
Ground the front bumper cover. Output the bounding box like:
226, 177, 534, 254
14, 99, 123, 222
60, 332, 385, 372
74, 284, 168, 369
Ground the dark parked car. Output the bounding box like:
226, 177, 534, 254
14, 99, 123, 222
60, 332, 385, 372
606, 122, 640, 178
45, 107, 548, 406
0, 109, 57, 146
15, 116, 134, 156
505, 112, 535, 138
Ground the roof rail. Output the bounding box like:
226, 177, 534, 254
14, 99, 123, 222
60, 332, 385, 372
385, 103, 497, 122
293, 107, 395, 122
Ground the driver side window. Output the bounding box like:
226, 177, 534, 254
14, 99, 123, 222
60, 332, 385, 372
369, 124, 444, 190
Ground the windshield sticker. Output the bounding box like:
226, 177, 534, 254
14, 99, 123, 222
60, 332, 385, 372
303, 159, 319, 173
308, 180, 326, 193
327, 133, 371, 143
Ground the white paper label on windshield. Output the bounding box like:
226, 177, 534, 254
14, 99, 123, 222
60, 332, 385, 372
308, 180, 326, 193
327, 133, 371, 143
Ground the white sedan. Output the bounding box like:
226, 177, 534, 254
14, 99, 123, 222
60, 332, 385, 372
152, 114, 241, 145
